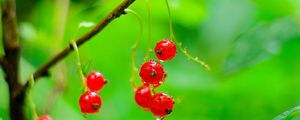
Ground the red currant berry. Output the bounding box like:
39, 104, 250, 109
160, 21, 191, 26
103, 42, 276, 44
154, 39, 177, 61
135, 84, 152, 108
38, 115, 52, 120
139, 60, 166, 85
150, 93, 175, 117
79, 91, 102, 113
86, 71, 106, 92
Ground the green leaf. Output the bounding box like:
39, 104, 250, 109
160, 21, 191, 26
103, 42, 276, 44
274, 106, 300, 120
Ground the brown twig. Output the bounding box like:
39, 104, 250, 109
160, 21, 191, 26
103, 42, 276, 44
0, 56, 4, 65
33, 0, 134, 80
1, 0, 25, 120
21, 0, 136, 92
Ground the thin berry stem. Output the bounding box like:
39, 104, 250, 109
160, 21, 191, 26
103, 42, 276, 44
28, 75, 38, 120
164, 0, 211, 71
164, 0, 174, 39
125, 9, 144, 90
150, 84, 156, 94
144, 0, 152, 61
70, 23, 94, 92
156, 116, 165, 120
71, 22, 95, 76
71, 41, 88, 91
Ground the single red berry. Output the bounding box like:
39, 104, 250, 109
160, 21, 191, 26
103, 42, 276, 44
135, 84, 153, 108
79, 91, 102, 114
150, 93, 175, 117
154, 39, 177, 61
139, 60, 166, 85
38, 115, 52, 120
86, 71, 106, 92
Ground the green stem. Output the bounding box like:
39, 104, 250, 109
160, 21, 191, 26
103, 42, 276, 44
144, 0, 152, 61
164, 0, 211, 71
28, 75, 38, 120
71, 41, 87, 91
164, 0, 174, 39
150, 84, 156, 95
125, 9, 144, 90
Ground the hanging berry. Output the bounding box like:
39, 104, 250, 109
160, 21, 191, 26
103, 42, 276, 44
86, 71, 106, 92
134, 84, 153, 109
139, 60, 166, 85
154, 39, 177, 61
149, 93, 175, 117
38, 115, 52, 120
79, 91, 102, 113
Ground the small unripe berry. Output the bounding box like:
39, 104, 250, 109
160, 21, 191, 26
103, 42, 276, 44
154, 39, 177, 61
135, 84, 152, 108
139, 60, 166, 85
150, 93, 175, 117
79, 91, 102, 113
86, 71, 106, 92
38, 115, 52, 120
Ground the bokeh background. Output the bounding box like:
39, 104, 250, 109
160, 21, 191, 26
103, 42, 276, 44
1, 0, 300, 119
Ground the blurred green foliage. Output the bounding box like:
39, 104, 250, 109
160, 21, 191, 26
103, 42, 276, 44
1, 0, 300, 119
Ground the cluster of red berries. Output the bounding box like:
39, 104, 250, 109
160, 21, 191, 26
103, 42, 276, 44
135, 39, 176, 118
79, 71, 107, 114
